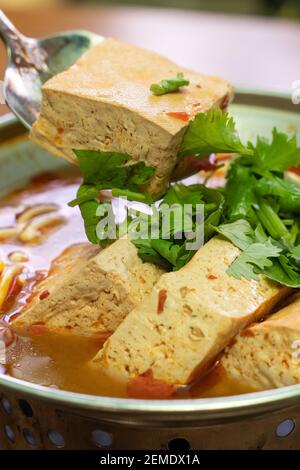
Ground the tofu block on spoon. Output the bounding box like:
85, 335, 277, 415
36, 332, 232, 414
12, 238, 165, 338
31, 38, 233, 196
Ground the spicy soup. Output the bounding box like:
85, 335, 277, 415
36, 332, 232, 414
0, 171, 254, 399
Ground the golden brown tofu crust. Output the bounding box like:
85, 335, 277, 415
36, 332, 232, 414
13, 239, 165, 338
222, 295, 300, 390
92, 237, 289, 386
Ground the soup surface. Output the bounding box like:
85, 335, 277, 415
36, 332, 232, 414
0, 171, 255, 399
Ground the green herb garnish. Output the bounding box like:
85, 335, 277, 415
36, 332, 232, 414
186, 110, 300, 287
179, 108, 253, 158
132, 183, 224, 270
150, 72, 189, 96
68, 149, 155, 244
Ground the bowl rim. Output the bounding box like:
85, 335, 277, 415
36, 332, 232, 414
1, 373, 300, 425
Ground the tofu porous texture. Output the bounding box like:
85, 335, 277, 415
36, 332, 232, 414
222, 295, 300, 390
31, 38, 233, 196
92, 237, 290, 387
13, 239, 165, 338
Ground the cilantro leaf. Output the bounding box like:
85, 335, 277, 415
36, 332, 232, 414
131, 239, 172, 269
214, 218, 300, 286
151, 239, 182, 266
179, 109, 253, 158
69, 149, 155, 245
263, 256, 300, 288
254, 175, 300, 212
225, 162, 258, 223
214, 215, 300, 287
68, 185, 99, 207
215, 219, 255, 250
75, 185, 101, 244
73, 149, 155, 192
71, 151, 155, 203
150, 72, 189, 96
290, 245, 300, 261
252, 129, 300, 173
227, 241, 282, 281
73, 150, 128, 185
133, 183, 224, 270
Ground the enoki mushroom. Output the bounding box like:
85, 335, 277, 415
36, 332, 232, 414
0, 203, 65, 244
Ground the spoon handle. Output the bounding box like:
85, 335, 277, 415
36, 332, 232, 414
0, 10, 25, 60
0, 10, 48, 72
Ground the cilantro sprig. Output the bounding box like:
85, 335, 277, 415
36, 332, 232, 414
68, 149, 155, 244
179, 108, 253, 158
150, 72, 189, 96
215, 219, 300, 287
179, 108, 300, 286
132, 183, 224, 270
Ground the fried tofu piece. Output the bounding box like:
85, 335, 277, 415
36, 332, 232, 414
31, 38, 233, 196
92, 237, 289, 387
222, 295, 300, 390
13, 239, 164, 338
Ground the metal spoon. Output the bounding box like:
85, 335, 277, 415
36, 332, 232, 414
0, 11, 211, 183
0, 10, 103, 129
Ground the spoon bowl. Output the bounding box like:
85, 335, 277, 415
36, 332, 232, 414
0, 10, 103, 129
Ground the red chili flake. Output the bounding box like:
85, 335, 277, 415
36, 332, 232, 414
39, 290, 50, 300
157, 289, 167, 314
166, 111, 191, 122
173, 155, 216, 179
98, 190, 112, 201
30, 172, 57, 185
93, 331, 113, 342
127, 369, 177, 399
207, 274, 218, 280
35, 271, 47, 283
216, 153, 233, 162
290, 166, 300, 176
195, 154, 218, 172
57, 127, 64, 134
28, 322, 48, 336
220, 94, 230, 111
240, 328, 255, 338
226, 337, 237, 349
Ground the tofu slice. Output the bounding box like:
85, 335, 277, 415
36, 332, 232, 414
31, 38, 233, 196
222, 295, 300, 390
92, 237, 290, 387
13, 239, 164, 338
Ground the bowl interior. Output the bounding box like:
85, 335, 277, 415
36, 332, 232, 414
0, 90, 300, 422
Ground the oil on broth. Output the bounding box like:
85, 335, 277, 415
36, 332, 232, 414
0, 171, 255, 399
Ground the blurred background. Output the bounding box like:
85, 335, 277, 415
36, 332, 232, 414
0, 0, 299, 18
0, 0, 299, 109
